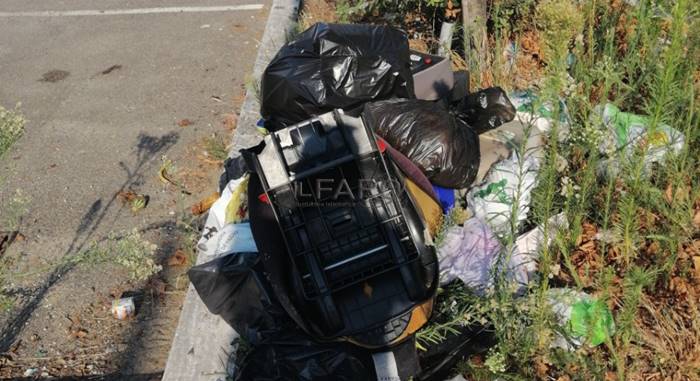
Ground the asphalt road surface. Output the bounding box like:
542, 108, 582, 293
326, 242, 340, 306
0, 0, 270, 377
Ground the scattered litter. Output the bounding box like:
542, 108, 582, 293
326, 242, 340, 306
23, 368, 38, 377
100, 64, 122, 75
200, 24, 211, 29
467, 151, 539, 233
177, 118, 193, 127
437, 213, 567, 295
197, 177, 249, 256
111, 297, 135, 320
437, 218, 502, 293
510, 90, 571, 132
597, 103, 685, 175
364, 98, 480, 188
509, 213, 568, 293
200, 223, 258, 259
190, 192, 220, 216
548, 288, 615, 349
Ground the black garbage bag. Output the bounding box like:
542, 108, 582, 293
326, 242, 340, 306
234, 323, 492, 381
219, 155, 249, 192
454, 87, 516, 134
363, 99, 480, 189
235, 331, 376, 381
187, 252, 282, 342
236, 330, 426, 380
261, 22, 414, 129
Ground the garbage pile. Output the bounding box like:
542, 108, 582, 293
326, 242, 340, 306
186, 23, 633, 380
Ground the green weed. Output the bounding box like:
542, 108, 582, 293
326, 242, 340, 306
414, 0, 700, 379
203, 134, 229, 162
76, 230, 161, 281
0, 104, 25, 159
1, 189, 30, 231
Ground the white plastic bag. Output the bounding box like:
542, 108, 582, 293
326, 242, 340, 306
467, 152, 539, 234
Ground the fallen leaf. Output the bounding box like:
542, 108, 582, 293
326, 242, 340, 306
665, 183, 674, 204
116, 190, 138, 203
72, 329, 88, 339
222, 113, 237, 131
116, 190, 148, 212
534, 356, 549, 378
168, 250, 189, 267
178, 118, 193, 127
101, 64, 122, 75
191, 192, 220, 215
646, 241, 660, 256
693, 256, 700, 281
693, 209, 700, 228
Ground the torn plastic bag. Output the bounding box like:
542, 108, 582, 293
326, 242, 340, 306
261, 22, 414, 128
507, 213, 568, 293
363, 99, 480, 188
596, 103, 685, 176
467, 151, 539, 234
197, 222, 258, 260
547, 288, 615, 350
436, 215, 568, 295
454, 87, 516, 134
187, 252, 280, 342
219, 155, 249, 192
437, 218, 502, 294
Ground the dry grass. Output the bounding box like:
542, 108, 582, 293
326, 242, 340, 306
633, 295, 700, 380
299, 0, 338, 30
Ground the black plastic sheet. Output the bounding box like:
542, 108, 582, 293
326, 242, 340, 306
235, 331, 377, 381
363, 99, 480, 189
261, 23, 414, 129
187, 252, 280, 342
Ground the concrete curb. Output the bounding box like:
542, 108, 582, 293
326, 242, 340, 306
229, 0, 300, 156
162, 2, 299, 380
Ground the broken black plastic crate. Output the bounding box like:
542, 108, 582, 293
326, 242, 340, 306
250, 110, 437, 348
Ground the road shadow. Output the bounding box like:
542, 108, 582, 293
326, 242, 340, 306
0, 132, 179, 357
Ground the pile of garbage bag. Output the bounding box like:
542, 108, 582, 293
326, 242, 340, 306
187, 21, 679, 380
